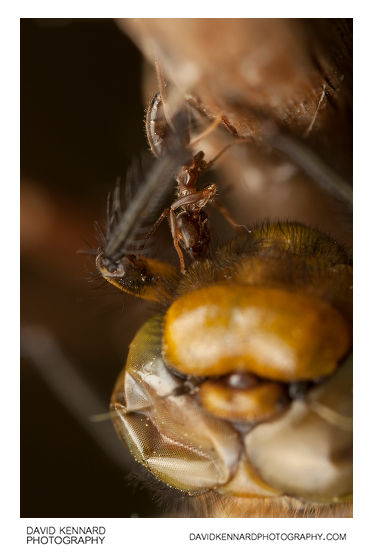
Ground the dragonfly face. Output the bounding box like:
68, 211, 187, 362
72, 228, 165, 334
109, 222, 352, 516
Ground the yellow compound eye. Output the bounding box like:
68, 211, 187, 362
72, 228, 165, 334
163, 284, 351, 382
111, 316, 243, 494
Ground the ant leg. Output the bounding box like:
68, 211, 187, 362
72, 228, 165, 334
189, 114, 223, 148
143, 208, 169, 242
204, 138, 249, 170
211, 197, 246, 232
154, 58, 175, 131
154, 58, 189, 135
155, 58, 168, 105
303, 85, 326, 138
190, 112, 248, 167
171, 185, 217, 211
142, 208, 185, 273
169, 209, 186, 274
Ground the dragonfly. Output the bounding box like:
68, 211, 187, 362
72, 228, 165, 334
95, 68, 352, 517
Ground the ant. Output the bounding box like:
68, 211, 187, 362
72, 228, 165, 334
145, 66, 246, 273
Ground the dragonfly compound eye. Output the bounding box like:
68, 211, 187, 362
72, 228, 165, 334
163, 284, 351, 382
111, 315, 243, 494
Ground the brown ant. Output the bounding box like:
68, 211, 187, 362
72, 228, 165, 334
145, 69, 246, 273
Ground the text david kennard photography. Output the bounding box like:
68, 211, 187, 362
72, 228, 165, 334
26, 526, 106, 545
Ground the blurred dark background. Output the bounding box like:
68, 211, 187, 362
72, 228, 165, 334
21, 18, 162, 517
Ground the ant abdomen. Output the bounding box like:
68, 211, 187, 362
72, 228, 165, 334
177, 210, 210, 260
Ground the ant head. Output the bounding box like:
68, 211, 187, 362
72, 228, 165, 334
193, 151, 205, 164
191, 151, 207, 172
